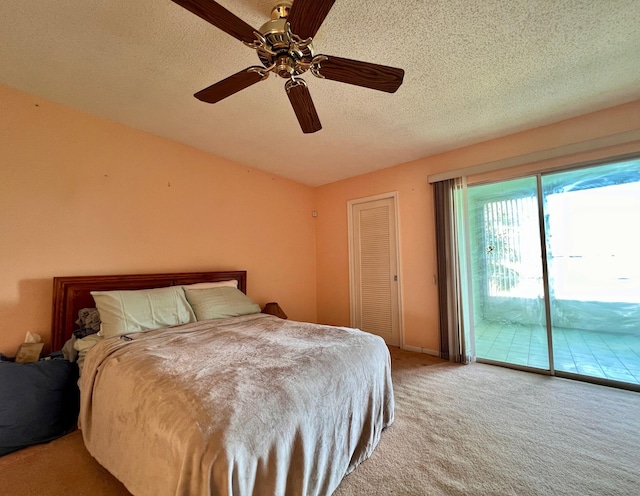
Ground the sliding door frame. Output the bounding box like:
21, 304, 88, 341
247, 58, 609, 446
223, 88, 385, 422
468, 152, 640, 392
535, 174, 556, 376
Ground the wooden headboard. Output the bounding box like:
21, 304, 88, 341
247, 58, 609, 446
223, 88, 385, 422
51, 270, 247, 351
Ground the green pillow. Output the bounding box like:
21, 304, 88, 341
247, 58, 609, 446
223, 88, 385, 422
91, 286, 196, 338
184, 286, 261, 321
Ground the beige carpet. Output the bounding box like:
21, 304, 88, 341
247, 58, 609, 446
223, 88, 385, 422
1, 348, 639, 495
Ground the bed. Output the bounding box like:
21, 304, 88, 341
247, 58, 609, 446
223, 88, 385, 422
51, 270, 394, 496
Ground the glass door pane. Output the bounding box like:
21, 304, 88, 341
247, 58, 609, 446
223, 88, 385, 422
467, 177, 550, 369
541, 159, 640, 385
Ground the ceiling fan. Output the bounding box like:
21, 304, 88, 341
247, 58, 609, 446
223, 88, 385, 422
170, 0, 405, 133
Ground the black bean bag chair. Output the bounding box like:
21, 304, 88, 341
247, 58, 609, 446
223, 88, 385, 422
0, 358, 79, 456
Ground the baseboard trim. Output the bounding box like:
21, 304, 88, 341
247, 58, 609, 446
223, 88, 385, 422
401, 345, 441, 357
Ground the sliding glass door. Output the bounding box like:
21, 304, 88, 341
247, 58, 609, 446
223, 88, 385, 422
542, 160, 640, 383
467, 177, 550, 370
464, 157, 640, 387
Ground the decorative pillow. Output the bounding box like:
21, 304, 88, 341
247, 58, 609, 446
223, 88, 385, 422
91, 286, 195, 338
181, 280, 238, 290
184, 286, 261, 321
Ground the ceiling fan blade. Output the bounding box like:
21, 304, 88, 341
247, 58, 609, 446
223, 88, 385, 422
285, 79, 322, 134
194, 68, 264, 104
287, 0, 336, 40
315, 55, 405, 93
171, 0, 259, 44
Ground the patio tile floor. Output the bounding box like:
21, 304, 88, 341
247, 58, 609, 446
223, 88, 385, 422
474, 321, 640, 385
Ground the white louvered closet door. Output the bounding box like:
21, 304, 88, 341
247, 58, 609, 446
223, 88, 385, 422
350, 195, 400, 346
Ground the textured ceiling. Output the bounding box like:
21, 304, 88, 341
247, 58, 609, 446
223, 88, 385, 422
1, 0, 640, 186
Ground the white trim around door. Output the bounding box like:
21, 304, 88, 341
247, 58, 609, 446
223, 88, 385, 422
348, 192, 403, 347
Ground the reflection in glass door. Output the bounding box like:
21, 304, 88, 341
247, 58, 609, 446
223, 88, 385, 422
467, 177, 550, 370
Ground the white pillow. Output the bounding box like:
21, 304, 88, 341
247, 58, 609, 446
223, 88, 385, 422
181, 280, 238, 290
91, 286, 195, 338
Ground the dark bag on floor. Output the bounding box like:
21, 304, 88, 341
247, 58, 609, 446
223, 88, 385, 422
0, 358, 79, 456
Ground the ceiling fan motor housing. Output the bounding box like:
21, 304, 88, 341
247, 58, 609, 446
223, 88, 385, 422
257, 16, 314, 78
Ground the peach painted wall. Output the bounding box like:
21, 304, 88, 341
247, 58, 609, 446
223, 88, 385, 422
0, 84, 317, 356
315, 100, 640, 353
